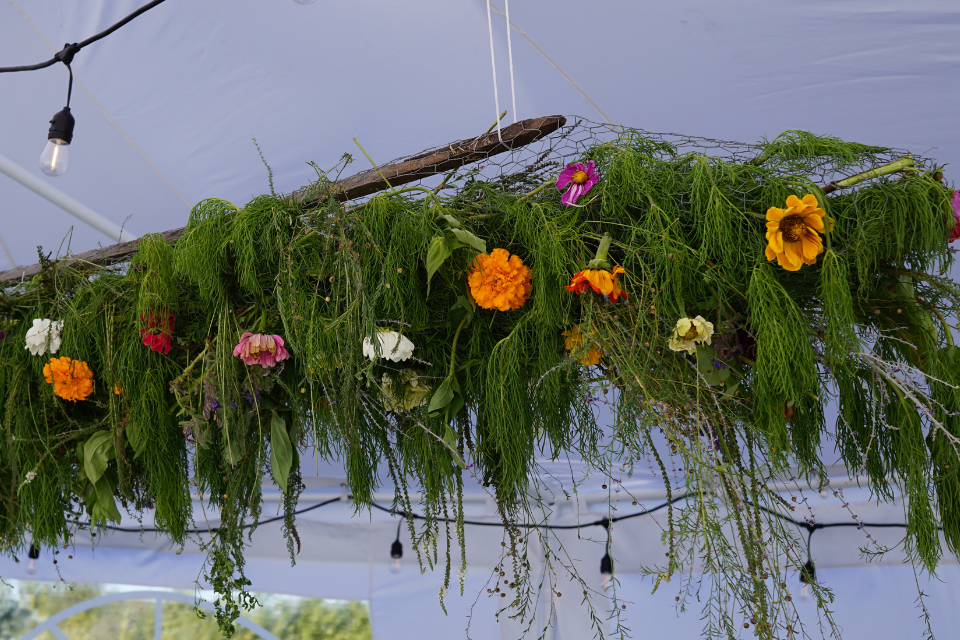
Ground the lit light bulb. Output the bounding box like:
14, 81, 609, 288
40, 107, 75, 177
40, 139, 70, 177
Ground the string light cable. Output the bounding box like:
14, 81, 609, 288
0, 0, 171, 176
34, 491, 936, 583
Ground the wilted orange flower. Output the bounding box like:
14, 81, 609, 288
43, 356, 94, 402
565, 265, 627, 302
467, 248, 532, 311
562, 325, 603, 365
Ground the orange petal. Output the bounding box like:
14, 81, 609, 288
785, 195, 802, 209
801, 194, 819, 208
765, 245, 777, 261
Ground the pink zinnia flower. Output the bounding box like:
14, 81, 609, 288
556, 160, 599, 207
233, 333, 290, 368
950, 190, 960, 242
140, 311, 175, 355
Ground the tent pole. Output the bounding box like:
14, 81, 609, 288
0, 152, 137, 244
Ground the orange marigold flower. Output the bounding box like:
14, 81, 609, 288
565, 265, 627, 302
765, 194, 825, 271
467, 248, 532, 311
43, 356, 94, 402
562, 325, 603, 365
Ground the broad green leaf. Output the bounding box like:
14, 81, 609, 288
125, 422, 145, 457
428, 377, 456, 415
449, 228, 486, 254
425, 236, 452, 294
93, 477, 122, 524
83, 431, 115, 486
270, 413, 293, 494
438, 213, 462, 229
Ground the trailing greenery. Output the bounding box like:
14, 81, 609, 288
1, 123, 958, 639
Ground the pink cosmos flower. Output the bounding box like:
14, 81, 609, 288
950, 190, 960, 242
233, 333, 290, 368
556, 160, 599, 207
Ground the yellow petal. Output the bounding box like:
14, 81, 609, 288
785, 195, 802, 209
801, 194, 819, 208
803, 213, 825, 232
765, 245, 777, 261
769, 231, 784, 254
766, 207, 785, 222
800, 235, 821, 261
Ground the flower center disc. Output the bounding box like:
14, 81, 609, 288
682, 328, 700, 341
571, 170, 589, 185
779, 214, 807, 243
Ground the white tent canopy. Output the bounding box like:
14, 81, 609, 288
2, 1, 960, 638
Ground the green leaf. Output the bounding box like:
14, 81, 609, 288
428, 377, 456, 415
442, 425, 466, 469
449, 228, 486, 254
270, 412, 293, 494
93, 477, 122, 524
425, 236, 452, 294
83, 431, 115, 486
125, 422, 145, 457
438, 213, 462, 229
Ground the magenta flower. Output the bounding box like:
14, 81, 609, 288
233, 333, 290, 368
556, 160, 599, 207
951, 190, 960, 243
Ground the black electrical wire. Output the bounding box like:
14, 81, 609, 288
0, 0, 169, 74
76, 495, 343, 535
370, 494, 688, 530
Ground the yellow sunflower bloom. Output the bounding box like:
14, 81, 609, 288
467, 248, 532, 311
764, 194, 826, 271
562, 325, 603, 365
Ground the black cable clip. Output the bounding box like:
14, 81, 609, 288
54, 43, 81, 66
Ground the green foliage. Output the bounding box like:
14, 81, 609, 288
1, 124, 958, 639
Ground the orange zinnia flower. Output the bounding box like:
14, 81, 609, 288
765, 194, 825, 271
43, 356, 95, 402
565, 265, 627, 302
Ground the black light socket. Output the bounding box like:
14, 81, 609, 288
600, 551, 612, 575
47, 107, 75, 144
390, 539, 403, 559
28, 544, 40, 560
800, 559, 816, 584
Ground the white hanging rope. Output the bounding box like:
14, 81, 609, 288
485, 0, 502, 141
504, 0, 517, 124
486, 1, 613, 124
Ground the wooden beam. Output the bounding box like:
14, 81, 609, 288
0, 115, 566, 285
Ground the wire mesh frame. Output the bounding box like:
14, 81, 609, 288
341, 115, 930, 207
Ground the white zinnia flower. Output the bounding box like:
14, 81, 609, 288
362, 330, 415, 362
667, 315, 714, 355
24, 318, 63, 356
